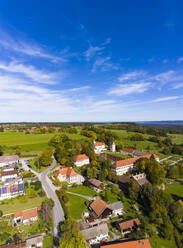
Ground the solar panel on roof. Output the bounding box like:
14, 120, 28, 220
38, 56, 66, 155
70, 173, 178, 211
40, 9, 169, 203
18, 184, 24, 191
2, 187, 7, 194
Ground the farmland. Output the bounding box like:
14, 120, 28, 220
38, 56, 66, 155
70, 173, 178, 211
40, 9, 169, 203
0, 131, 87, 156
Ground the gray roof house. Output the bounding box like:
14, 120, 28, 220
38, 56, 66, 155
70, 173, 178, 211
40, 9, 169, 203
108, 201, 123, 216
81, 223, 109, 245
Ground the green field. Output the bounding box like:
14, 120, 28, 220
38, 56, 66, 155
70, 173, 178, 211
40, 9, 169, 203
68, 185, 97, 197
0, 195, 45, 215
166, 180, 183, 198
168, 133, 183, 145
0, 131, 87, 155
67, 194, 87, 219
149, 235, 177, 248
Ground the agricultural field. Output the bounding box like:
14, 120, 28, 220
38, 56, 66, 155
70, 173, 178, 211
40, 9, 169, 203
0, 131, 87, 156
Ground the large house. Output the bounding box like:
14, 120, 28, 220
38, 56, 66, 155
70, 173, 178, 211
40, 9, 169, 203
93, 141, 106, 154
118, 218, 141, 235
2, 164, 15, 172
0, 177, 24, 200
55, 167, 84, 184
100, 239, 151, 248
112, 154, 159, 176
89, 198, 123, 218
80, 222, 109, 245
0, 170, 18, 182
120, 148, 148, 157
14, 206, 41, 225
0, 155, 19, 167
73, 154, 89, 167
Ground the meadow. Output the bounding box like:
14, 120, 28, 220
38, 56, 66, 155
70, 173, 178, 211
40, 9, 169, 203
0, 131, 87, 156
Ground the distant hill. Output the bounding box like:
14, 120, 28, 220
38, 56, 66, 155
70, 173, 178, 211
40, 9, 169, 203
137, 121, 183, 125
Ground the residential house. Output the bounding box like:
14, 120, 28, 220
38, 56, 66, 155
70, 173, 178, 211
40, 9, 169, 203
0, 155, 19, 167
120, 148, 134, 156
73, 154, 90, 167
1, 170, 18, 182
26, 235, 44, 248
108, 201, 123, 216
55, 167, 84, 184
90, 198, 113, 219
100, 239, 151, 248
2, 164, 15, 172
0, 177, 24, 200
120, 148, 148, 157
112, 154, 159, 176
89, 198, 123, 219
118, 218, 141, 235
93, 141, 106, 154
0, 242, 26, 248
14, 206, 41, 225
81, 222, 109, 245
132, 173, 150, 186
86, 179, 103, 192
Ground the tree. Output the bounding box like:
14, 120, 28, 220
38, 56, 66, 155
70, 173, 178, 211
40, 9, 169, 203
39, 198, 54, 226
39, 149, 53, 168
104, 190, 109, 202
128, 179, 140, 201
0, 146, 3, 156
59, 217, 86, 248
0, 210, 3, 217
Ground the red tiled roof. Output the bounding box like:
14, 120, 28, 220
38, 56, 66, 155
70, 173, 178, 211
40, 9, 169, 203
0, 155, 19, 163
1, 170, 18, 177
100, 239, 151, 248
121, 148, 134, 153
14, 206, 41, 221
178, 200, 183, 205
113, 154, 159, 168
94, 142, 105, 147
90, 198, 107, 217
73, 154, 89, 162
55, 167, 78, 178
118, 218, 141, 230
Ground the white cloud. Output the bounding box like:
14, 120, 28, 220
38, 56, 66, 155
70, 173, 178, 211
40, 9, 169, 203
118, 71, 146, 82
0, 29, 63, 62
152, 96, 183, 102
0, 61, 62, 84
173, 83, 183, 89
177, 57, 183, 63
84, 46, 105, 61
108, 82, 151, 96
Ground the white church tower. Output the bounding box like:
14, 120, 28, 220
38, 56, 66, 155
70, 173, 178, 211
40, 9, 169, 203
111, 142, 116, 152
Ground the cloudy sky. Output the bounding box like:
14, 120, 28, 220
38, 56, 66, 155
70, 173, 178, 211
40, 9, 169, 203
0, 0, 183, 122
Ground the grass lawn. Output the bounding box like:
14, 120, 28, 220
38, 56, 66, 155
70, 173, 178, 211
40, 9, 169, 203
165, 180, 183, 198
0, 195, 45, 215
43, 235, 54, 248
104, 189, 120, 203
149, 235, 177, 248
122, 195, 138, 219
67, 194, 87, 219
68, 185, 97, 197
106, 151, 132, 159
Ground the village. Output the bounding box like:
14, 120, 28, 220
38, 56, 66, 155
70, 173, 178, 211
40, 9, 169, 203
1, 130, 181, 248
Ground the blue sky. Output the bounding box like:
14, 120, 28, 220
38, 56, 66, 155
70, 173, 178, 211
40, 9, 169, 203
0, 0, 183, 122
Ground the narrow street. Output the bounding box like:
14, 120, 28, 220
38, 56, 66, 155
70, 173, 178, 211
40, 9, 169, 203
21, 157, 65, 244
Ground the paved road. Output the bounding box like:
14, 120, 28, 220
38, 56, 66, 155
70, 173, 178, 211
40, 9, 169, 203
170, 158, 183, 166
67, 191, 94, 201
159, 156, 172, 162
20, 157, 65, 241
